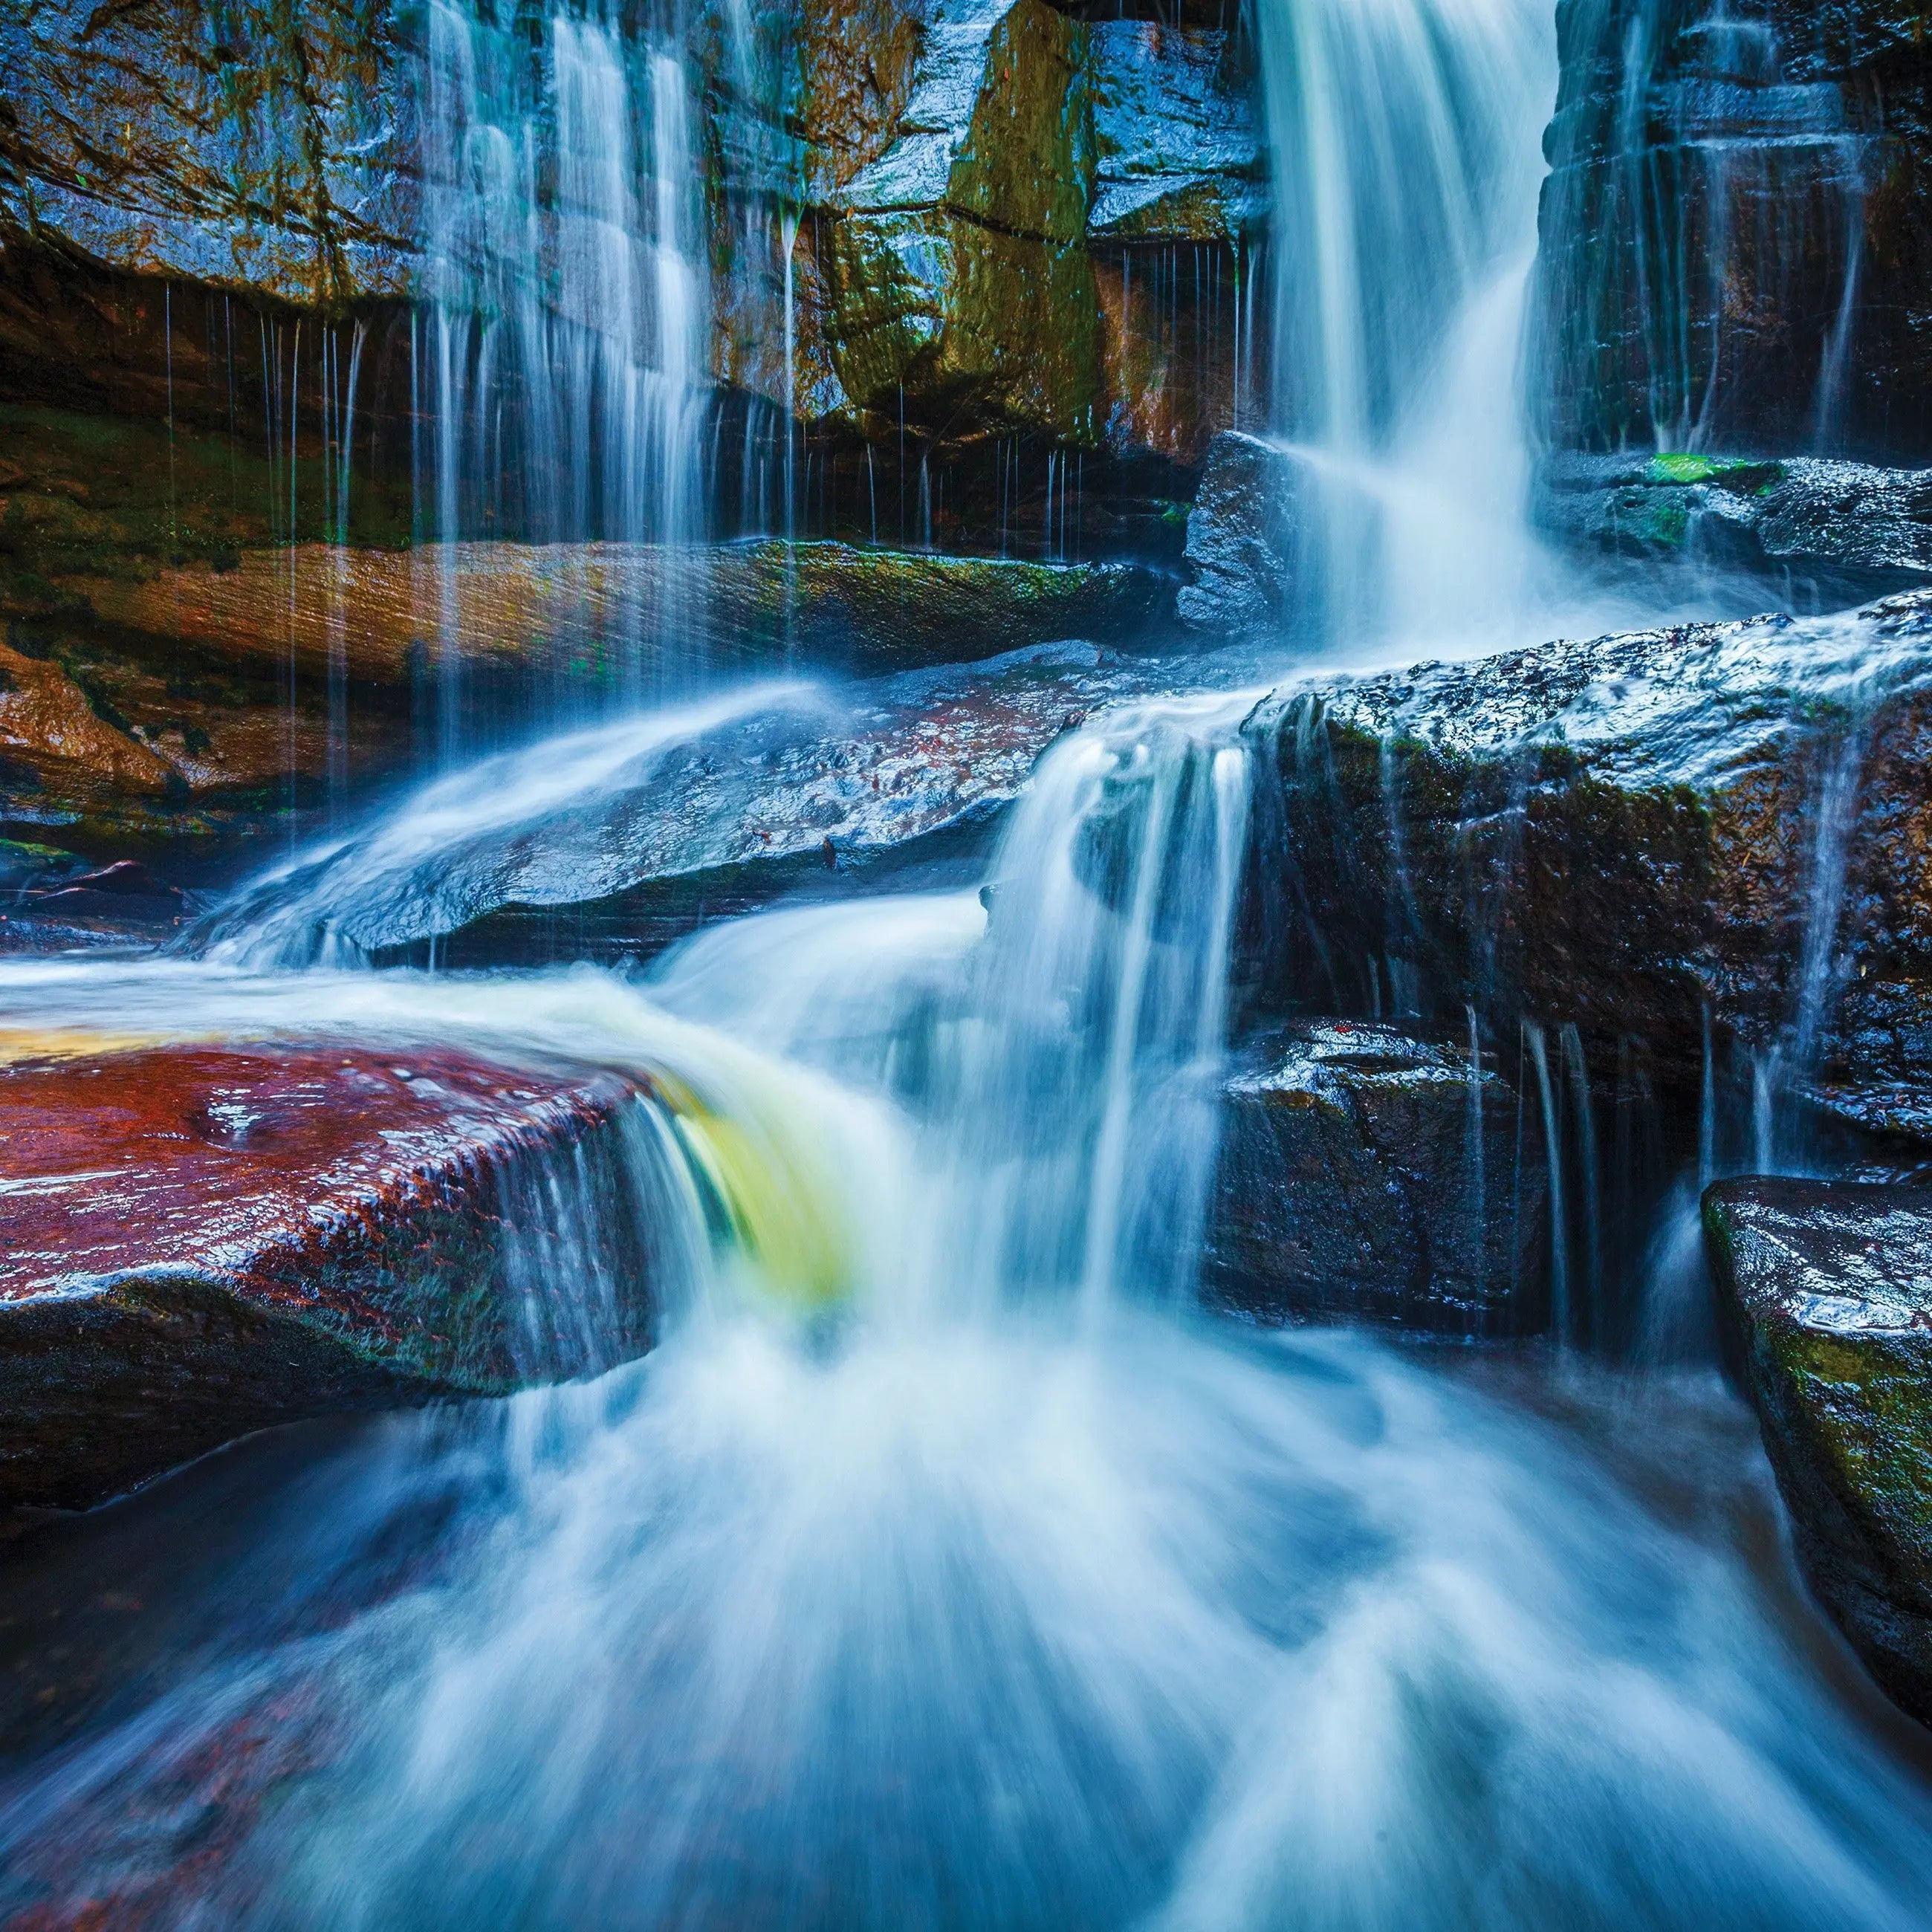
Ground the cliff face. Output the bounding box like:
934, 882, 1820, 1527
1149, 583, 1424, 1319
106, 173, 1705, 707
1534, 0, 1932, 461
0, 0, 1264, 490
0, 0, 412, 304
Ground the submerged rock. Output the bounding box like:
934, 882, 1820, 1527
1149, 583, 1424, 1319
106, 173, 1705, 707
1205, 1021, 1549, 1336
1704, 1177, 1932, 1725
0, 1043, 666, 1511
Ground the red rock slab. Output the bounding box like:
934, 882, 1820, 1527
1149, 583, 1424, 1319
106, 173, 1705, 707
0, 1043, 661, 1511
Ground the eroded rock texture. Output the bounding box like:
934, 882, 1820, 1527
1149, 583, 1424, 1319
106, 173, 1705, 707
0, 1043, 666, 1510
1705, 1177, 1932, 1724
1238, 588, 1932, 1140
1536, 0, 1932, 459
1206, 1021, 1549, 1337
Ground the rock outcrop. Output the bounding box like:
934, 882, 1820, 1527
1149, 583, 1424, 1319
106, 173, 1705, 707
1536, 0, 1932, 461
0, 1041, 666, 1511
0, 0, 412, 304
1237, 588, 1932, 1141
1704, 1176, 1932, 1725
69, 540, 1176, 687
192, 638, 1251, 968
1206, 1020, 1549, 1336
1537, 450, 1932, 601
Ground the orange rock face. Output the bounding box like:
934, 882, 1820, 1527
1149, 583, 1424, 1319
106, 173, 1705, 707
0, 1043, 664, 1511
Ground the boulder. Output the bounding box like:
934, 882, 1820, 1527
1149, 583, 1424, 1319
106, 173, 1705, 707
1704, 1176, 1932, 1725
1205, 1021, 1549, 1336
1237, 588, 1932, 1140
1176, 430, 1303, 635
0, 1042, 665, 1511
1536, 451, 1932, 600
192, 638, 1235, 968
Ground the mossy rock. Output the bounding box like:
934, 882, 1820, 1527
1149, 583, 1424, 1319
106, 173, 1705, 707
1705, 1177, 1932, 1725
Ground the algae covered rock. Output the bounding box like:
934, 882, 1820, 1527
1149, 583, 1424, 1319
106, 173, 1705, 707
1537, 451, 1932, 600
0, 1042, 670, 1511
1704, 1176, 1932, 1725
73, 539, 1174, 687
1205, 1020, 1549, 1336
817, 0, 1103, 438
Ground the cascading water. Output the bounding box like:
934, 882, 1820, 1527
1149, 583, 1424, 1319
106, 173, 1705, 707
7, 0, 1932, 1918
1253, 0, 1560, 648
418, 0, 714, 739
6, 698, 1932, 1925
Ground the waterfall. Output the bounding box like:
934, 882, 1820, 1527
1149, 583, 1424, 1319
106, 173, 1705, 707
418, 0, 714, 738
938, 698, 1255, 1318
1252, 0, 1558, 646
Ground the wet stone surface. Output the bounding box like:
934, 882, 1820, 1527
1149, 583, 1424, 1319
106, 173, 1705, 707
1238, 589, 1932, 1141
1205, 1020, 1549, 1338
1705, 1176, 1932, 1726
0, 1043, 662, 1512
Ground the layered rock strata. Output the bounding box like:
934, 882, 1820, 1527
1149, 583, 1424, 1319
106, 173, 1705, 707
0, 1042, 666, 1511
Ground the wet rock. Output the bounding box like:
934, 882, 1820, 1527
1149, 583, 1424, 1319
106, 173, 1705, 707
1205, 1021, 1549, 1336
814, 0, 1104, 440
193, 639, 1244, 968
74, 539, 1175, 687
1704, 1176, 1932, 1725
0, 838, 86, 892
0, 0, 411, 304
0, 636, 177, 803
1085, 22, 1262, 248
1537, 452, 1932, 600
1238, 589, 1932, 1139
1177, 431, 1303, 635
1535, 0, 1932, 460
0, 1043, 664, 1512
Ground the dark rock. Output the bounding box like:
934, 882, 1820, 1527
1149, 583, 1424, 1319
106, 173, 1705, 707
57, 860, 177, 899
1205, 1020, 1549, 1336
1704, 1176, 1932, 1725
1176, 431, 1303, 635
1535, 0, 1932, 461
0, 839, 86, 892
0, 1043, 667, 1511
1537, 450, 1932, 600
1237, 588, 1932, 1141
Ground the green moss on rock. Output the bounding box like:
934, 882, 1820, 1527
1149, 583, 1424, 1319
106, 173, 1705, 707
1705, 1177, 1932, 1725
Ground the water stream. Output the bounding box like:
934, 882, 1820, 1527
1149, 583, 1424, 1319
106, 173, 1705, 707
6, 703, 1932, 1925
4, 0, 1932, 1920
